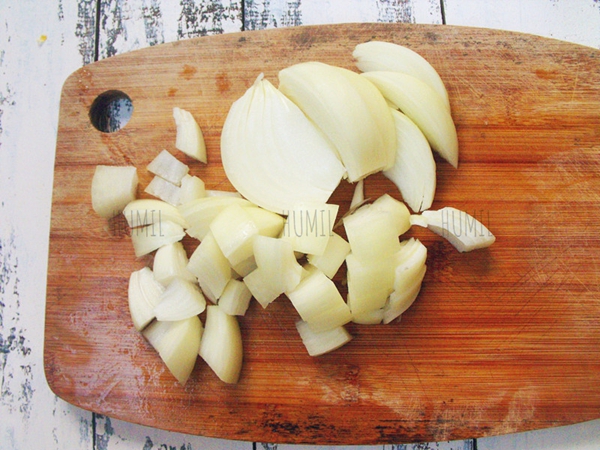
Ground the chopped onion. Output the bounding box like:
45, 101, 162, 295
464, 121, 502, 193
352, 307, 384, 325
123, 199, 187, 229
295, 320, 352, 357
343, 202, 401, 260
153, 277, 206, 321
278, 62, 396, 182
370, 193, 412, 237
199, 305, 243, 384
218, 279, 252, 316
281, 202, 339, 256
91, 165, 138, 219
353, 41, 451, 110
221, 74, 345, 214
384, 265, 426, 324
143, 315, 202, 385
209, 203, 259, 268
128, 267, 164, 331
146, 149, 189, 186
179, 175, 207, 204
382, 238, 428, 323
173, 107, 207, 163
362, 71, 458, 168
187, 231, 232, 300
144, 175, 181, 206
178, 196, 252, 241
243, 235, 303, 308
286, 267, 352, 332
245, 207, 285, 238
346, 253, 395, 317
153, 241, 196, 286
306, 232, 350, 279
130, 220, 185, 257
350, 180, 365, 210
421, 207, 496, 252
384, 110, 437, 213
205, 190, 242, 198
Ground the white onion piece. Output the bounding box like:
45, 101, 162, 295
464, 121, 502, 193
218, 279, 252, 316
295, 320, 352, 357
187, 231, 232, 300
143, 315, 202, 385
205, 190, 242, 198
221, 74, 346, 214
286, 267, 352, 333
179, 196, 252, 241
245, 207, 285, 238
278, 62, 396, 182
153, 241, 196, 286
346, 253, 395, 317
144, 176, 181, 206
123, 199, 187, 229
179, 175, 206, 204
91, 165, 138, 219
128, 267, 164, 331
370, 193, 412, 237
343, 203, 401, 260
381, 238, 428, 323
210, 204, 259, 268
384, 265, 426, 325
350, 180, 364, 210
362, 71, 458, 168
154, 278, 206, 321
352, 308, 384, 325
353, 41, 451, 110
281, 202, 339, 256
243, 235, 303, 308
130, 221, 185, 257
173, 107, 207, 163
409, 214, 428, 228
146, 149, 189, 186
421, 207, 496, 252
384, 110, 437, 213
199, 305, 243, 384
306, 232, 350, 279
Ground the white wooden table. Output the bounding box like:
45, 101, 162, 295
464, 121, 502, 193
1, 1, 599, 449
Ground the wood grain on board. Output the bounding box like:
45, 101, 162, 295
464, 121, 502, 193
44, 23, 600, 445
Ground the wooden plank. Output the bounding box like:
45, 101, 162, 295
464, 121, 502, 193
0, 0, 97, 449
444, 0, 600, 49
244, 0, 442, 30
97, 0, 244, 58
44, 23, 600, 445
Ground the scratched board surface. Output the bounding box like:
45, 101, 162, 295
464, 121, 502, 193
43, 22, 600, 445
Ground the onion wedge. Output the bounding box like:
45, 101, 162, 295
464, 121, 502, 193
221, 74, 345, 214
199, 305, 243, 384
384, 110, 437, 213
143, 316, 202, 385
278, 62, 396, 182
362, 71, 458, 168
421, 207, 496, 252
353, 41, 451, 110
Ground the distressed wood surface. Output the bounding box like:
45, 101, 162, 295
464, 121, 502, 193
46, 21, 600, 445
2, 0, 600, 449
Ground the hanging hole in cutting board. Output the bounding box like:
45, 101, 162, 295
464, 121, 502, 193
89, 90, 133, 133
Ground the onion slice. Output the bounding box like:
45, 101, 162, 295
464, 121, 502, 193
353, 41, 451, 110
384, 110, 437, 213
221, 74, 345, 214
278, 62, 396, 182
362, 71, 458, 168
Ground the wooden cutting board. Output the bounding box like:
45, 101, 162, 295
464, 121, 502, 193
44, 23, 600, 445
